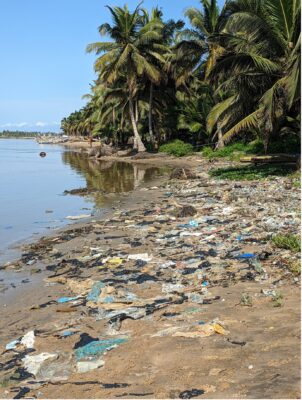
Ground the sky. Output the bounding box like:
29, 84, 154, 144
0, 0, 224, 133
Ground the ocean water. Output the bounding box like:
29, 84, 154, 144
0, 139, 162, 263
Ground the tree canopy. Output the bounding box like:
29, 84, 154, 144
61, 0, 300, 153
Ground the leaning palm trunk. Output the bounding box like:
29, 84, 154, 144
135, 100, 139, 123
216, 122, 224, 149
148, 82, 155, 147
129, 99, 146, 152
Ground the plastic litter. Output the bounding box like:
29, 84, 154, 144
107, 257, 123, 266
77, 358, 105, 373
23, 353, 57, 376
261, 289, 277, 297
20, 331, 35, 349
65, 214, 91, 220
128, 253, 152, 262
187, 293, 204, 304
4, 165, 299, 392
74, 337, 128, 367
173, 322, 228, 338
161, 261, 176, 269
6, 340, 20, 350
236, 253, 257, 259
179, 389, 205, 399
61, 331, 77, 337
57, 296, 81, 304
189, 220, 199, 228
12, 387, 31, 399
162, 283, 185, 294
23, 352, 73, 381
86, 281, 105, 303
6, 331, 35, 351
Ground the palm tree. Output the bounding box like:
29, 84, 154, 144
208, 0, 300, 151
175, 0, 229, 146
176, 0, 228, 78
86, 4, 163, 152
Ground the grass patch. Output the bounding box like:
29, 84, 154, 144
159, 139, 193, 157
240, 293, 253, 307
287, 260, 301, 276
272, 291, 283, 307
289, 170, 301, 188
202, 138, 300, 161
271, 234, 301, 253
209, 164, 297, 181
293, 180, 301, 188
202, 140, 264, 160
0, 377, 12, 388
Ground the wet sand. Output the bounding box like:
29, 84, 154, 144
0, 155, 300, 399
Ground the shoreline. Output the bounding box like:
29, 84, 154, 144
0, 143, 192, 267
0, 156, 175, 267
0, 148, 225, 267
0, 156, 300, 399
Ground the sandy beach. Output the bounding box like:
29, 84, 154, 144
0, 154, 300, 399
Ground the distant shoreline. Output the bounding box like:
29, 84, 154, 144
0, 136, 36, 139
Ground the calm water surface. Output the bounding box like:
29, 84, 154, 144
0, 139, 164, 263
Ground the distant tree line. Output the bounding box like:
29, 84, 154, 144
0, 130, 58, 137
61, 0, 301, 153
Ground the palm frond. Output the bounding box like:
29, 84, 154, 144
207, 95, 237, 132
222, 107, 264, 144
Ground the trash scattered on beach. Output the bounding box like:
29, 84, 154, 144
1, 159, 300, 398
65, 214, 91, 220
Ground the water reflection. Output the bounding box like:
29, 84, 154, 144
62, 151, 167, 207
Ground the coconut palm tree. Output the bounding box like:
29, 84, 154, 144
176, 0, 228, 78
208, 0, 300, 151
86, 4, 164, 152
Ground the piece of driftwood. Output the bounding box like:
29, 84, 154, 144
240, 154, 300, 164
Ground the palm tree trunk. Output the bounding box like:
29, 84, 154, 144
148, 82, 155, 146
216, 122, 224, 149
135, 100, 139, 123
129, 99, 146, 152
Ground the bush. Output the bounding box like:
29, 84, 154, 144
159, 140, 194, 157
202, 140, 264, 160
271, 234, 301, 253
268, 136, 300, 154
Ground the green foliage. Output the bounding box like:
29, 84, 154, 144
202, 140, 264, 160
272, 234, 301, 253
268, 135, 301, 154
61, 0, 300, 154
209, 164, 297, 180
159, 139, 194, 157
287, 260, 301, 276
240, 293, 253, 306
272, 291, 283, 308
288, 170, 301, 188
208, 0, 300, 148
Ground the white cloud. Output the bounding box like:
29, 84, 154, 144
0, 121, 60, 131
35, 121, 47, 127
1, 122, 28, 128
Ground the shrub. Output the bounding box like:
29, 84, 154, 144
159, 140, 194, 157
202, 140, 264, 160
271, 234, 301, 253
272, 291, 283, 307
287, 260, 301, 276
